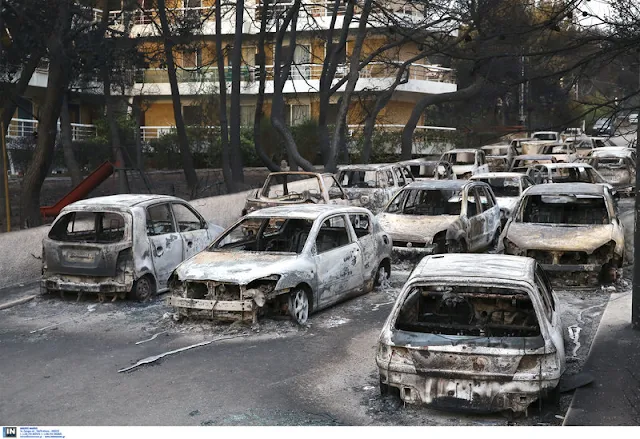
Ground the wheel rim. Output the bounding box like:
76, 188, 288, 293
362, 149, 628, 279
290, 290, 309, 324
137, 278, 152, 301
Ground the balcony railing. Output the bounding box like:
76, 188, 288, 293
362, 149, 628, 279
137, 62, 455, 84
7, 118, 97, 141
106, 7, 211, 26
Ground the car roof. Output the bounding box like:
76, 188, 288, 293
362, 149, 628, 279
536, 163, 594, 169
443, 149, 479, 154
267, 171, 329, 177
64, 194, 183, 210
244, 204, 371, 220
410, 254, 536, 283
403, 180, 470, 190
480, 143, 510, 149
471, 172, 527, 179
514, 154, 555, 160
338, 163, 396, 171
400, 159, 442, 165
524, 182, 606, 196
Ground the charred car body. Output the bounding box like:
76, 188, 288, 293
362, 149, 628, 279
336, 163, 414, 213
510, 155, 558, 173
377, 180, 502, 259
500, 183, 624, 284
526, 162, 617, 197
41, 195, 224, 301
470, 172, 534, 227
584, 150, 636, 195
480, 144, 518, 172
242, 172, 348, 215
376, 254, 565, 414
167, 205, 392, 324
440, 149, 489, 179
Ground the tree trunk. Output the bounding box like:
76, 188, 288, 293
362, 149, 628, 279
215, 0, 235, 194
157, 0, 199, 197
270, 0, 315, 172
228, 0, 245, 186
59, 94, 83, 187
20, 3, 72, 228
325, 0, 372, 172
400, 77, 485, 160
253, 0, 280, 172
102, 67, 130, 194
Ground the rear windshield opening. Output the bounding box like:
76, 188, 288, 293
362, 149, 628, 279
443, 152, 474, 165
477, 178, 520, 197
262, 174, 323, 201
519, 194, 610, 225
49, 211, 126, 243
395, 285, 540, 337
337, 170, 383, 188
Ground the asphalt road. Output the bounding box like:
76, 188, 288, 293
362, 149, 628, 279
0, 199, 634, 426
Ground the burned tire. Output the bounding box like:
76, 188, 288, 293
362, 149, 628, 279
128, 275, 155, 302
374, 260, 391, 287
446, 239, 467, 253
599, 263, 618, 284
288, 288, 310, 325
379, 379, 389, 396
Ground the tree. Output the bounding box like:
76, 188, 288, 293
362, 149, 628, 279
228, 0, 245, 187
215, 0, 234, 193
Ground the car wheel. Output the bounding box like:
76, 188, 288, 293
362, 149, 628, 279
380, 378, 389, 396
288, 288, 310, 325
128, 275, 155, 302
374, 260, 391, 287
446, 239, 467, 253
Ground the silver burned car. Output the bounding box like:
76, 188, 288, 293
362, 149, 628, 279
377, 180, 502, 258
41, 195, 224, 301
167, 205, 393, 324
376, 254, 565, 414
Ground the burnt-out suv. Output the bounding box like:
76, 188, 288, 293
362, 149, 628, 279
41, 195, 223, 301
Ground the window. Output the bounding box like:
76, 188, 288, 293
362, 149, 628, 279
147, 204, 175, 236
394, 167, 406, 186
466, 187, 483, 217
172, 204, 203, 232
182, 48, 202, 69
349, 213, 372, 238
183, 106, 204, 126
315, 216, 351, 253
325, 43, 346, 66
401, 166, 414, 182
386, 170, 394, 186
291, 104, 310, 125
476, 186, 495, 209
535, 266, 555, 321
48, 211, 126, 243
323, 175, 346, 200
240, 105, 256, 126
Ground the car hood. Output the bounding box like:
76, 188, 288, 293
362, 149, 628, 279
378, 213, 459, 243
173, 251, 298, 284
506, 222, 614, 252
496, 197, 519, 212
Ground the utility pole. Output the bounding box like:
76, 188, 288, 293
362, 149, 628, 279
633, 58, 640, 330
1, 122, 10, 232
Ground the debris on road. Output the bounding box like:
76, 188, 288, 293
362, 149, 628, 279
135, 331, 168, 345
0, 294, 37, 311
118, 334, 248, 373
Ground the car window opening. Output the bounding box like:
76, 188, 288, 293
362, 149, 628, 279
476, 178, 520, 197
520, 195, 610, 225
386, 189, 462, 216
48, 211, 126, 243
395, 285, 541, 338
212, 217, 314, 254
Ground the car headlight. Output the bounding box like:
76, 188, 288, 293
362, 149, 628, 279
361, 195, 370, 205
593, 240, 616, 259
504, 238, 525, 256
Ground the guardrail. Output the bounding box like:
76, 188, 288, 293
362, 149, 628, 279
6, 119, 97, 141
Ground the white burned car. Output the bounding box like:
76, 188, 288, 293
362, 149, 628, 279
377, 180, 502, 258
336, 163, 414, 213
500, 183, 625, 284
376, 254, 565, 414
41, 195, 224, 301
470, 172, 534, 227
440, 149, 489, 179
167, 205, 392, 324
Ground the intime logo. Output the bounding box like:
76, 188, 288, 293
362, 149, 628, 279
2, 427, 17, 438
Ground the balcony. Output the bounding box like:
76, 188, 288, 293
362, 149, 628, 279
7, 118, 97, 142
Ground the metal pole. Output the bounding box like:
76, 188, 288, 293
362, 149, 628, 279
1, 121, 11, 232
633, 60, 640, 329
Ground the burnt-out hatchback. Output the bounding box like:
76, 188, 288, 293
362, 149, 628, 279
500, 183, 624, 284
376, 254, 565, 414
42, 195, 224, 301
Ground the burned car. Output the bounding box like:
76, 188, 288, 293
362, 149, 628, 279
377, 180, 501, 259
243, 172, 348, 215
336, 163, 414, 213
526, 162, 617, 197
470, 172, 534, 226
400, 159, 456, 181
480, 143, 518, 172
585, 152, 636, 195
509, 155, 558, 173
500, 183, 625, 284
167, 205, 392, 324
440, 149, 489, 179
376, 254, 565, 414
41, 195, 224, 301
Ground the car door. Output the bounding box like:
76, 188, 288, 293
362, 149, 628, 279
464, 185, 485, 251
171, 202, 211, 259
475, 151, 489, 174
146, 203, 184, 289
349, 212, 376, 281
476, 185, 500, 247
314, 214, 365, 310
322, 175, 349, 205
534, 265, 565, 365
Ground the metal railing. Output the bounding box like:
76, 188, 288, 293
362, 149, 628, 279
106, 6, 212, 26
6, 118, 97, 141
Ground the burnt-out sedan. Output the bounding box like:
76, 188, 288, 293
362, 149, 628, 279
376, 254, 565, 414
500, 183, 625, 284
41, 195, 224, 301
377, 180, 502, 258
167, 205, 392, 324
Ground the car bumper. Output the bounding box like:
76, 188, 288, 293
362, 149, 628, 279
41, 276, 132, 293
378, 365, 559, 413
167, 296, 255, 320
392, 244, 439, 260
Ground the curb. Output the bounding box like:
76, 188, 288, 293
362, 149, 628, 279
0, 294, 37, 311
